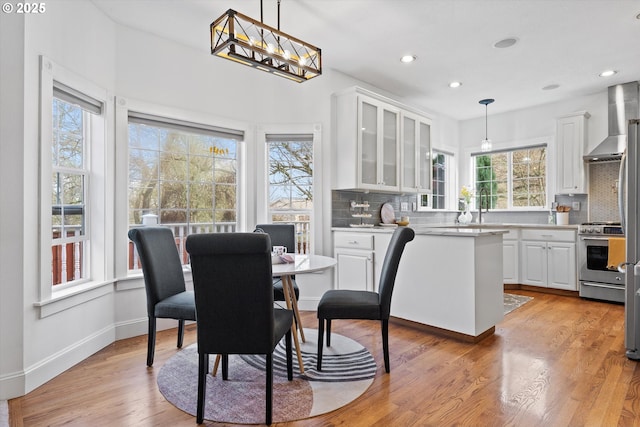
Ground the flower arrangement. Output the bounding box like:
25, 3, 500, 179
460, 185, 473, 205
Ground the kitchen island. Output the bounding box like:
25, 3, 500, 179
333, 226, 507, 341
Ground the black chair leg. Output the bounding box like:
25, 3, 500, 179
197, 352, 208, 424
317, 318, 324, 371
222, 354, 229, 380
266, 353, 273, 425
177, 319, 185, 348
382, 319, 390, 373
147, 317, 156, 367
286, 330, 293, 380
326, 319, 332, 347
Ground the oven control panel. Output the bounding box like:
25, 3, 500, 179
579, 224, 624, 236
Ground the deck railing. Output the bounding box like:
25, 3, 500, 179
126, 220, 311, 270
51, 221, 312, 283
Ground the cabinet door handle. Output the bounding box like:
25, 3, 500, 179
348, 240, 359, 244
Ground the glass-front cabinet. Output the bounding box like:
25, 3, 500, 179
358, 95, 399, 191
401, 111, 432, 193
333, 86, 432, 194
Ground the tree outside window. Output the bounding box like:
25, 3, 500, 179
474, 146, 546, 209
128, 119, 240, 268
267, 137, 313, 254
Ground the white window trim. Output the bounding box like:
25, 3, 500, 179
465, 136, 550, 211
114, 97, 252, 279
37, 56, 113, 310
256, 123, 322, 254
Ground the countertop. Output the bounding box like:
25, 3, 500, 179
332, 222, 579, 237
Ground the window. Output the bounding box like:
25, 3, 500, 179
127, 113, 243, 268
473, 145, 546, 209
431, 151, 450, 209
417, 150, 454, 211
267, 134, 313, 254
40, 56, 108, 296
50, 93, 96, 286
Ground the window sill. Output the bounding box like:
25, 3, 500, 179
34, 280, 115, 318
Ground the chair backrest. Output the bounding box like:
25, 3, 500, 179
128, 227, 187, 317
186, 232, 276, 355
255, 224, 295, 254
378, 227, 415, 318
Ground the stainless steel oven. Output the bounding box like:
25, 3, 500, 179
579, 223, 625, 303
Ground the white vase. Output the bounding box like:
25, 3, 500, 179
458, 206, 473, 224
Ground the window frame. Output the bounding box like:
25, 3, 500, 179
416, 149, 456, 211
38, 55, 112, 304
114, 97, 250, 277
470, 143, 548, 210
256, 124, 322, 255
266, 133, 314, 254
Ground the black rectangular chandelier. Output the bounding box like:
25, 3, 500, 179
210, 8, 322, 83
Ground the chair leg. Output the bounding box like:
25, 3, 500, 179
197, 352, 208, 424
177, 319, 185, 348
266, 353, 273, 425
326, 319, 332, 347
382, 319, 390, 373
147, 317, 156, 367
286, 330, 293, 381
317, 318, 324, 371
222, 354, 229, 380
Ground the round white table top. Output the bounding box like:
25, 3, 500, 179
271, 254, 337, 277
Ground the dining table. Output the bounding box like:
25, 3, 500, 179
272, 254, 337, 374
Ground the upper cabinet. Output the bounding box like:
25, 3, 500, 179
401, 111, 432, 193
556, 111, 590, 194
333, 87, 432, 193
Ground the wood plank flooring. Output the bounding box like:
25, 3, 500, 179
9, 291, 640, 426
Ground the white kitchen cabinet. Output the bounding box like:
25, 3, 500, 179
333, 87, 432, 193
556, 111, 590, 194
502, 229, 519, 284
401, 112, 433, 193
333, 232, 375, 291
520, 229, 577, 290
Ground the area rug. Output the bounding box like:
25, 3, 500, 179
157, 329, 376, 424
504, 293, 533, 314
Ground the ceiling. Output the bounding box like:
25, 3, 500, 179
90, 0, 640, 120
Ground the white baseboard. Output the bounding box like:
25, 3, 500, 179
0, 325, 114, 400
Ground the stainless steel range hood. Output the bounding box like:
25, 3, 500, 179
584, 81, 639, 162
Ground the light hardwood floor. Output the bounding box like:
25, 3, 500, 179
9, 291, 640, 426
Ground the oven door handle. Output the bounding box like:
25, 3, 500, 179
580, 237, 611, 242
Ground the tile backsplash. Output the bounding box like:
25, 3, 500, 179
331, 190, 583, 227
588, 161, 621, 222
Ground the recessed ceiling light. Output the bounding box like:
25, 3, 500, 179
599, 70, 617, 77
542, 84, 560, 90
400, 55, 417, 63
493, 37, 518, 49
449, 81, 462, 88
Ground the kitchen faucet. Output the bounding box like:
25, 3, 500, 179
478, 187, 489, 224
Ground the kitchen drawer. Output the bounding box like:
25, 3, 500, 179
503, 229, 520, 240
334, 232, 374, 250
521, 229, 575, 242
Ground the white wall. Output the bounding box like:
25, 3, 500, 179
457, 91, 608, 189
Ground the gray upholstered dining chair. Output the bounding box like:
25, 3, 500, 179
255, 223, 300, 301
316, 226, 415, 373
128, 226, 196, 367
186, 232, 293, 425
